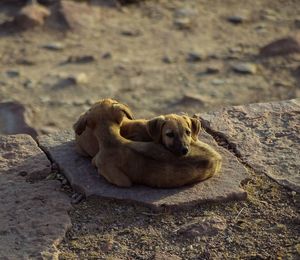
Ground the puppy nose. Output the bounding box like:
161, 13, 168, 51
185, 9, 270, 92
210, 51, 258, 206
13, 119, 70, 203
181, 147, 189, 155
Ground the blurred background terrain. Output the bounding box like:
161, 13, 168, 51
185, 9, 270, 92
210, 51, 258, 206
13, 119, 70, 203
0, 0, 299, 135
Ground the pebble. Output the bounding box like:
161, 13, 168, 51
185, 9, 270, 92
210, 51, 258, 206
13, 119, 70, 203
211, 79, 225, 85
42, 42, 65, 51
174, 17, 193, 30
23, 79, 34, 89
102, 52, 112, 59
67, 73, 88, 85
6, 69, 20, 78
66, 55, 95, 64
186, 52, 203, 62
227, 15, 246, 24
232, 63, 257, 74
206, 66, 220, 74
162, 55, 174, 64
174, 8, 197, 18
121, 29, 141, 37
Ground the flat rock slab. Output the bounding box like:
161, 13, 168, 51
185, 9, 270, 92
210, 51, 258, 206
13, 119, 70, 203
0, 134, 71, 259
38, 130, 248, 209
200, 99, 300, 192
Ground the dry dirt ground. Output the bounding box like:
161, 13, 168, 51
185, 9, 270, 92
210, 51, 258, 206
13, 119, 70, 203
0, 0, 299, 259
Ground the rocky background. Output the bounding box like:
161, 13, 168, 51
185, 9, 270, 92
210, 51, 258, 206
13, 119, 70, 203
0, 0, 299, 259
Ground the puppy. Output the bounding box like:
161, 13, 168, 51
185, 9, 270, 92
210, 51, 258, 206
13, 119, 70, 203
74, 108, 201, 157
83, 99, 222, 188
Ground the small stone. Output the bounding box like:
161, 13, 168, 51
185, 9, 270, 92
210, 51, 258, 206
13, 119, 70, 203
66, 55, 95, 64
121, 29, 141, 37
186, 52, 203, 62
174, 17, 193, 30
232, 62, 257, 74
180, 93, 213, 107
176, 216, 227, 238
162, 55, 174, 64
206, 66, 220, 74
23, 79, 35, 89
259, 37, 300, 57
67, 73, 88, 85
227, 15, 246, 24
211, 79, 225, 85
6, 69, 20, 78
0, 101, 37, 138
102, 52, 112, 59
42, 42, 64, 51
14, 3, 50, 29
291, 191, 297, 196
174, 8, 197, 18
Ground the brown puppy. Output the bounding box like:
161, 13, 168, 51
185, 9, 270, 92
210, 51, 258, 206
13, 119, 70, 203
84, 99, 222, 188
74, 108, 201, 157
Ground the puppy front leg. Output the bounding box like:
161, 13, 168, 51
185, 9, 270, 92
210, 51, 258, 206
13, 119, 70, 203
99, 165, 132, 188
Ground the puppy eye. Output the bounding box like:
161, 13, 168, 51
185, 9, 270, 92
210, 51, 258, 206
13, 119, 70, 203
166, 132, 174, 138
186, 130, 191, 135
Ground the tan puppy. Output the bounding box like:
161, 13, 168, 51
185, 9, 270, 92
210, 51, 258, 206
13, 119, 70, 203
74, 109, 201, 157
82, 99, 222, 188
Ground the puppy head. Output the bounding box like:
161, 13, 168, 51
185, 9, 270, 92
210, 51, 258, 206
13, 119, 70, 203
73, 99, 134, 135
147, 114, 201, 156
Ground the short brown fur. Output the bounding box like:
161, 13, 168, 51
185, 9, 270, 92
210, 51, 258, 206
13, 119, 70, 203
74, 106, 201, 157
84, 99, 222, 188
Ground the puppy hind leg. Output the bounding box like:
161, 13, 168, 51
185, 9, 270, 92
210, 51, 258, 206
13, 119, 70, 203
98, 165, 132, 187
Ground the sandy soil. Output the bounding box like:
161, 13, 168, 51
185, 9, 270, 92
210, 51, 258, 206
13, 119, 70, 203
0, 0, 299, 259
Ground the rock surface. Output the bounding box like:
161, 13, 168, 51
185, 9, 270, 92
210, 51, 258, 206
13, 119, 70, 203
200, 99, 300, 192
38, 129, 248, 209
0, 101, 38, 138
0, 134, 71, 259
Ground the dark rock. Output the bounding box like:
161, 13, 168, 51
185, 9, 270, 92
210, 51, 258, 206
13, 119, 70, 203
38, 129, 248, 209
66, 55, 95, 64
121, 28, 141, 37
0, 101, 37, 138
259, 37, 300, 57
186, 52, 203, 62
227, 15, 246, 24
200, 99, 300, 192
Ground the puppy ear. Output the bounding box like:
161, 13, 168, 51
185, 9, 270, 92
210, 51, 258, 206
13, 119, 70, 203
113, 103, 134, 124
120, 104, 134, 120
190, 116, 201, 141
73, 114, 87, 135
147, 116, 165, 143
